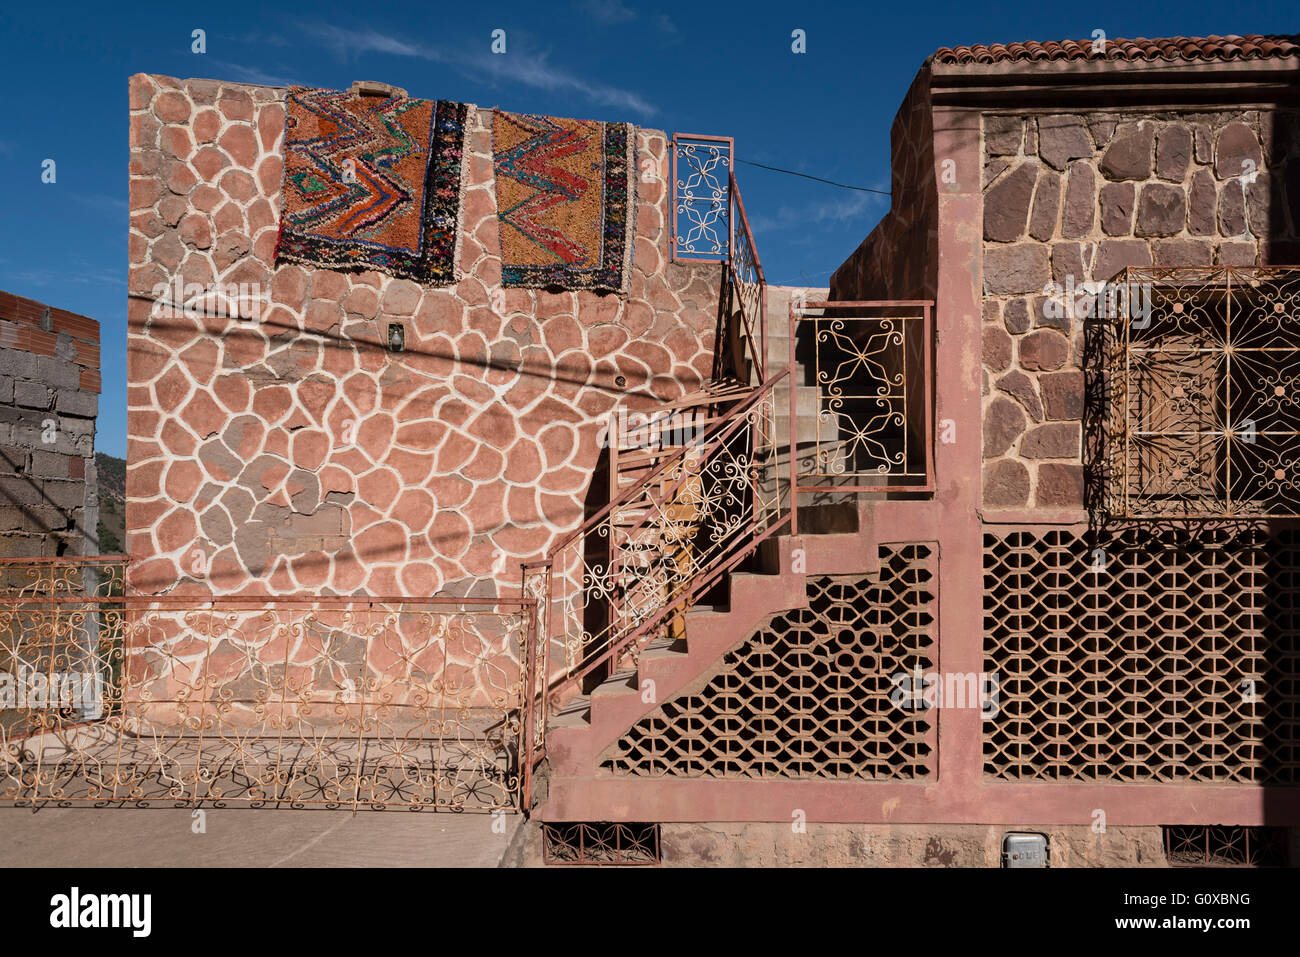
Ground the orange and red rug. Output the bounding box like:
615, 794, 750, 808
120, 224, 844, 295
276, 87, 468, 285
493, 111, 635, 293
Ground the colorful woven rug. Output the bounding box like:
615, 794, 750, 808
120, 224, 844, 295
492, 111, 635, 293
276, 87, 468, 285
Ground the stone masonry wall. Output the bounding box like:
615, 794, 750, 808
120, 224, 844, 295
980, 109, 1300, 509
127, 74, 719, 598
0, 292, 100, 559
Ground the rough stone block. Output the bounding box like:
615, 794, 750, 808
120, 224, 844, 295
1018, 329, 1070, 371
985, 116, 1023, 156
1036, 463, 1085, 506
983, 458, 1029, 507
14, 380, 50, 410
995, 370, 1043, 421
984, 397, 1026, 457
1028, 170, 1061, 241
1061, 162, 1096, 238
55, 389, 98, 419
1040, 370, 1085, 420
1003, 298, 1031, 334
1099, 182, 1135, 236
1021, 423, 1080, 458
1155, 124, 1193, 181
984, 244, 1050, 295
1136, 183, 1186, 237
1037, 116, 1093, 171
1188, 169, 1218, 236
984, 163, 1038, 242
1219, 180, 1247, 236
1093, 240, 1153, 282
1100, 122, 1155, 181
1215, 122, 1263, 180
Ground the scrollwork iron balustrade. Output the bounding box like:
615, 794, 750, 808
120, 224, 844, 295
0, 562, 538, 812
522, 372, 791, 714
670, 134, 732, 262
788, 301, 935, 519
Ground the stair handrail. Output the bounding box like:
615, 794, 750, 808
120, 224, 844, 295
521, 368, 791, 725
727, 170, 767, 383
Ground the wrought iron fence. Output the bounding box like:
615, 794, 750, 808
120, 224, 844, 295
522, 371, 791, 747
1105, 265, 1300, 519
788, 300, 934, 527
0, 560, 539, 811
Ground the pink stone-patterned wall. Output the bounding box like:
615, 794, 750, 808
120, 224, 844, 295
126, 74, 721, 599
980, 109, 1300, 509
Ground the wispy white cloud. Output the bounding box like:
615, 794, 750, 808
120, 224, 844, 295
303, 25, 431, 60
214, 61, 302, 87
576, 0, 636, 24
298, 23, 656, 116
748, 188, 887, 234
479, 49, 656, 115
656, 14, 678, 34
71, 193, 129, 218
8, 265, 125, 289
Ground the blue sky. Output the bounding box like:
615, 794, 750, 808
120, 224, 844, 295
0, 0, 1293, 459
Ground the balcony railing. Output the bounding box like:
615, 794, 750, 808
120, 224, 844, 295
0, 559, 541, 811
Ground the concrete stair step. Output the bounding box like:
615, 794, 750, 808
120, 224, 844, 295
548, 696, 592, 729
561, 563, 810, 770
592, 668, 638, 698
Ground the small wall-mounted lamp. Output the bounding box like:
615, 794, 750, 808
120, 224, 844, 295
614, 375, 627, 389
387, 322, 405, 353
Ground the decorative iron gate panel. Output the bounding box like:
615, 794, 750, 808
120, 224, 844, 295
789, 300, 934, 499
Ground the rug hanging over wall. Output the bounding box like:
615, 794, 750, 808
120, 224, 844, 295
492, 110, 636, 293
276, 87, 469, 285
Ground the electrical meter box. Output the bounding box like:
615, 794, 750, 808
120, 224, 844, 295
1002, 832, 1049, 868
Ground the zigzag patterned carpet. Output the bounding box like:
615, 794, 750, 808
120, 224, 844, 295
276, 87, 468, 285
493, 110, 635, 293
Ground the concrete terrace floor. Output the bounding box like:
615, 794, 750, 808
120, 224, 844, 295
0, 805, 524, 867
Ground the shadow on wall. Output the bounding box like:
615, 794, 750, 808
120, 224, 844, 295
1075, 146, 1300, 827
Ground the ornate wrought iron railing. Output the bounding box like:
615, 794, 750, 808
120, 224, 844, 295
1103, 265, 1300, 519
670, 134, 732, 263
670, 134, 766, 385
521, 370, 790, 749
0, 559, 541, 811
725, 173, 767, 383
787, 300, 935, 531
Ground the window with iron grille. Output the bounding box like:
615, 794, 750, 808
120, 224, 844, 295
1102, 266, 1300, 519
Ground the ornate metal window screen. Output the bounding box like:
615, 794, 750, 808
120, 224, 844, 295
670, 134, 732, 263
1106, 266, 1300, 519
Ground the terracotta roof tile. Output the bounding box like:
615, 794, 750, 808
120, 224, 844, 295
933, 34, 1300, 66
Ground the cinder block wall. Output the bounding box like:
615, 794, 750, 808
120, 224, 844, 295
126, 74, 721, 598
0, 291, 101, 558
